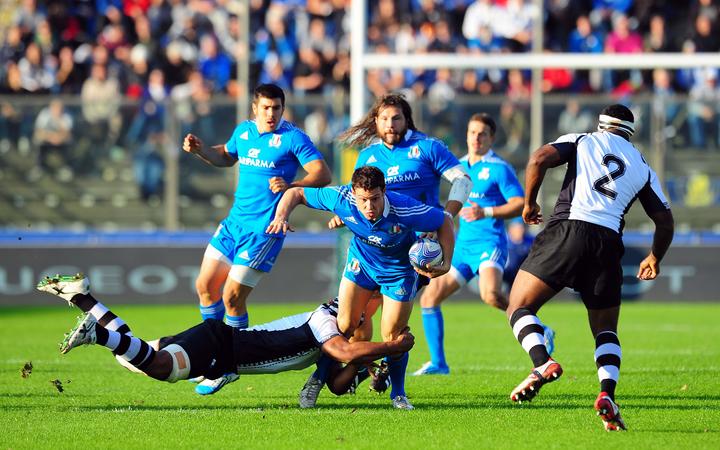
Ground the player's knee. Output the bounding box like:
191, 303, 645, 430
161, 344, 191, 383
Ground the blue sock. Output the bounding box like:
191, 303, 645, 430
388, 352, 409, 398
199, 299, 225, 321
224, 313, 249, 329
422, 306, 447, 368
312, 354, 333, 382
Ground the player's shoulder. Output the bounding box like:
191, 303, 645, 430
232, 120, 256, 137
410, 130, 449, 150
550, 132, 587, 145
483, 150, 513, 168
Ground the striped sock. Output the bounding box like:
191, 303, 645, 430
71, 294, 132, 335
95, 325, 155, 371
595, 330, 621, 400
199, 299, 225, 321
224, 313, 249, 329
387, 352, 409, 398
510, 308, 551, 368
421, 306, 447, 368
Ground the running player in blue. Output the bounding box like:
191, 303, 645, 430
267, 166, 455, 409
182, 84, 331, 394
413, 113, 554, 376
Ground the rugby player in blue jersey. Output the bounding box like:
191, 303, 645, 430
299, 93, 472, 405
267, 166, 455, 409
182, 84, 331, 394
412, 113, 554, 376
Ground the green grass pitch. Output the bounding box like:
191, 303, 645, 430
1, 302, 718, 449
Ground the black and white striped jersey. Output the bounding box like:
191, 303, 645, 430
547, 131, 670, 233
231, 300, 342, 374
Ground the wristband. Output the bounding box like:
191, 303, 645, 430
483, 207, 494, 218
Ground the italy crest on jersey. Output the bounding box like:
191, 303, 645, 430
347, 258, 361, 275
269, 134, 282, 148
390, 224, 402, 234
408, 145, 421, 159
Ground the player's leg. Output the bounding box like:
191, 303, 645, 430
195, 250, 230, 321
414, 271, 461, 375
36, 274, 132, 335
380, 296, 414, 410
299, 276, 375, 408
506, 270, 562, 402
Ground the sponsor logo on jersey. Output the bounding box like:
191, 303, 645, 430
239, 250, 250, 260
248, 148, 261, 158
478, 167, 490, 180
408, 146, 421, 159
347, 258, 361, 275
469, 192, 486, 199
366, 155, 377, 164
481, 251, 489, 259
394, 286, 407, 296
387, 165, 400, 176
237, 157, 277, 168
269, 134, 282, 147
240, 131, 249, 140
386, 172, 421, 184
368, 235, 383, 244
343, 216, 358, 224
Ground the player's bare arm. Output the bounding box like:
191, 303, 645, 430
637, 209, 674, 280
266, 187, 308, 234
414, 215, 455, 278
182, 133, 236, 167
320, 328, 415, 364
269, 159, 332, 194
523, 144, 567, 224
460, 196, 523, 222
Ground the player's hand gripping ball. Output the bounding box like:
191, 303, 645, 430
408, 238, 443, 269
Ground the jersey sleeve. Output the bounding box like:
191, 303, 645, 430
303, 186, 344, 212
307, 308, 342, 345
638, 168, 671, 214
497, 164, 525, 200
426, 139, 461, 175
224, 124, 244, 159
291, 130, 324, 165
549, 133, 585, 164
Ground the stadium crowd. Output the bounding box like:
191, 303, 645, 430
1, 0, 718, 100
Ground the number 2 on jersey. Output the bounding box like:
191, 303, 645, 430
593, 154, 626, 199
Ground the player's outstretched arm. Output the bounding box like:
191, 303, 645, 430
320, 328, 415, 364
637, 209, 674, 280
266, 187, 307, 234
182, 133, 236, 167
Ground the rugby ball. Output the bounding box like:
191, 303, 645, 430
408, 238, 443, 269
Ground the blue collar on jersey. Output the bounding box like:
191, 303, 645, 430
466, 149, 496, 166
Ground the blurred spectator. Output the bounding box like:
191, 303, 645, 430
13, 0, 47, 38
686, 67, 718, 148
689, 0, 719, 26
491, 0, 538, 53
159, 40, 193, 88
198, 34, 232, 93
497, 100, 527, 155
133, 131, 165, 201
590, 0, 634, 31
126, 68, 168, 146
171, 69, 213, 141
558, 99, 594, 135
689, 13, 720, 52
258, 52, 292, 91
81, 63, 122, 158
33, 19, 55, 56
503, 218, 534, 287
0, 26, 26, 65
0, 102, 23, 153
56, 46, 86, 94
651, 68, 683, 141
506, 68, 530, 102
293, 47, 326, 96
604, 13, 643, 93
17, 43, 56, 93
462, 0, 494, 43
541, 52, 574, 93
33, 99, 73, 170
644, 14, 674, 53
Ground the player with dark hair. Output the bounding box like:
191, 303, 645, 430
36, 274, 413, 395
300, 93, 472, 406
506, 104, 674, 431
267, 165, 456, 409
182, 83, 331, 394
412, 113, 555, 376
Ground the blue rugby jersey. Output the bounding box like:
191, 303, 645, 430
354, 130, 460, 208
457, 150, 524, 245
303, 186, 445, 276
225, 119, 324, 232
